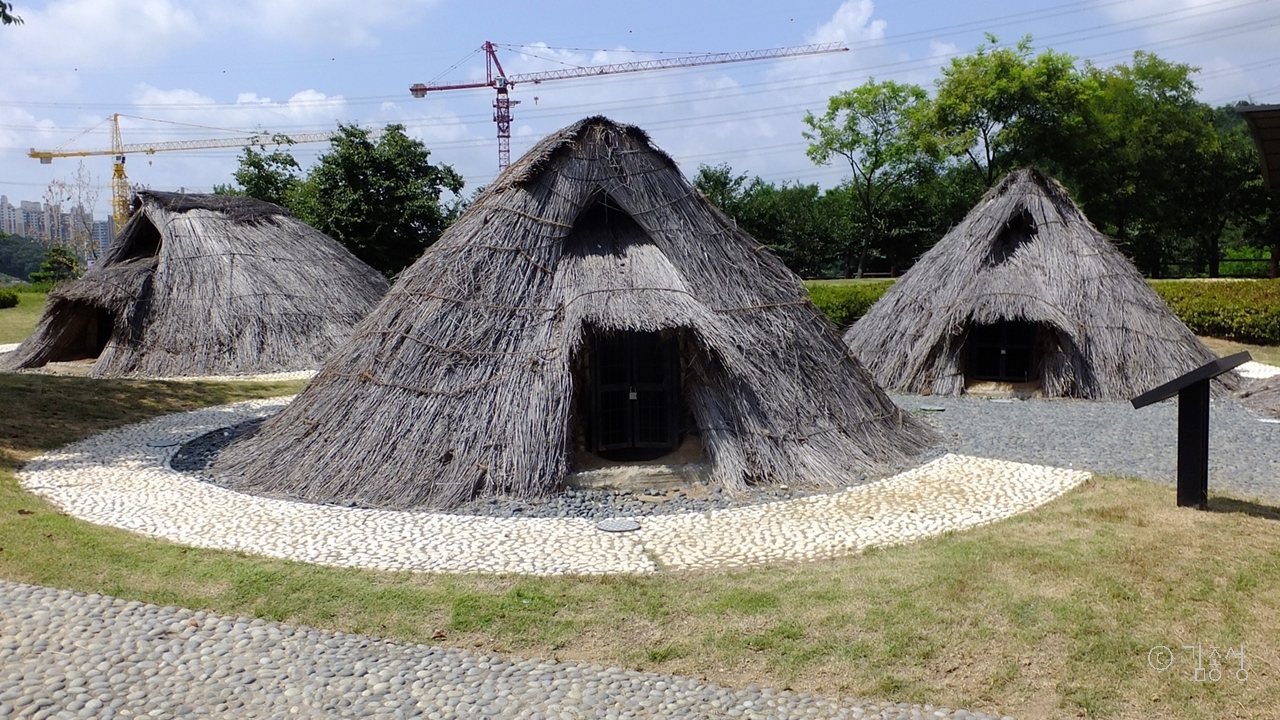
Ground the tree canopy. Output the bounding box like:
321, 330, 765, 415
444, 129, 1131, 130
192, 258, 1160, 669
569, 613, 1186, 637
1, 2, 21, 25
219, 124, 464, 277
803, 80, 937, 277
780, 39, 1273, 280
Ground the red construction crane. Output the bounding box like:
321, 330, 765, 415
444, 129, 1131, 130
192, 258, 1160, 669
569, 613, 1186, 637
410, 41, 848, 170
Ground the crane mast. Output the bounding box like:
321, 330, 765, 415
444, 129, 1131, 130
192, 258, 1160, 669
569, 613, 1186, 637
410, 41, 848, 171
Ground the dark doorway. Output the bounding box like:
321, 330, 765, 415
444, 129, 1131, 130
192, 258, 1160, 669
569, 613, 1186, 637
966, 320, 1039, 382
591, 331, 680, 461
44, 303, 115, 363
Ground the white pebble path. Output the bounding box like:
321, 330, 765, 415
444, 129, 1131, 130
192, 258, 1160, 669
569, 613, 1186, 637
1239, 361, 1280, 380
19, 397, 1090, 576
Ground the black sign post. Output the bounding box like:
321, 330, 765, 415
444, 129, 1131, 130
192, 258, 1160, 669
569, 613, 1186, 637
1130, 352, 1251, 509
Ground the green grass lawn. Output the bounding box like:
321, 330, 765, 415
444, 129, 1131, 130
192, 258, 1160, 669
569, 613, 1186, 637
1199, 336, 1280, 366
0, 290, 45, 344
1, 373, 1277, 719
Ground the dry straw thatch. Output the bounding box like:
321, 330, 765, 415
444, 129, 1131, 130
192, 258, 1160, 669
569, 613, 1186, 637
213, 116, 937, 510
3, 192, 388, 378
1239, 376, 1280, 418
844, 168, 1238, 399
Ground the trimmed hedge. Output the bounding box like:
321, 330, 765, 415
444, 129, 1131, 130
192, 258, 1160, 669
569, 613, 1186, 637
804, 280, 894, 327
1149, 279, 1280, 346
805, 278, 1280, 346
0, 289, 18, 309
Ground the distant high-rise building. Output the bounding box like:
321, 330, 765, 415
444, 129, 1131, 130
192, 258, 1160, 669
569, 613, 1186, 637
92, 219, 114, 255
0, 196, 17, 236
18, 201, 44, 239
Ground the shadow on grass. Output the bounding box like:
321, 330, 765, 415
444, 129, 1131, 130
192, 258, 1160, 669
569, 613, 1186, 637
1206, 495, 1280, 521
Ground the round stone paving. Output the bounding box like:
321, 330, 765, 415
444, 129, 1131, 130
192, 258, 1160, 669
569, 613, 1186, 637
17, 397, 1089, 576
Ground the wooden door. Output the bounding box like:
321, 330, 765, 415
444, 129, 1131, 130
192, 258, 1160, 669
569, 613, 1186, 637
591, 331, 679, 458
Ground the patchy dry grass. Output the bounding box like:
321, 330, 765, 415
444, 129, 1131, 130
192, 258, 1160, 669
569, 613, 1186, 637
0, 290, 45, 343
1200, 336, 1280, 366
1, 374, 1278, 719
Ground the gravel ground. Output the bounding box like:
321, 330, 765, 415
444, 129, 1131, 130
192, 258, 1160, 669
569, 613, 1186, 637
0, 581, 1010, 720
892, 394, 1280, 503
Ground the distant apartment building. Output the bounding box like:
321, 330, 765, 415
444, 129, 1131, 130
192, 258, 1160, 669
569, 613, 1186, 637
92, 219, 114, 255
0, 196, 17, 236
0, 196, 110, 256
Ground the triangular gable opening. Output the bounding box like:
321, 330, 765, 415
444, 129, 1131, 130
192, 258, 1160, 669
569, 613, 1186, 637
119, 215, 162, 261
986, 208, 1037, 266
565, 192, 650, 256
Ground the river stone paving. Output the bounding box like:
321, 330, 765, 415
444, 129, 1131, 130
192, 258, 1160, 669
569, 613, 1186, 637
16, 397, 1088, 575
0, 582, 1012, 720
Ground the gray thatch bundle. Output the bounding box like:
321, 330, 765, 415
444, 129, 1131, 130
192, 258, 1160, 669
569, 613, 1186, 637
212, 116, 936, 510
844, 168, 1237, 399
3, 192, 388, 378
1239, 376, 1280, 418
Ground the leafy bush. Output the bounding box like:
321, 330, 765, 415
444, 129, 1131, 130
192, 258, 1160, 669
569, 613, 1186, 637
1150, 279, 1280, 345
0, 289, 17, 309
804, 280, 895, 327
28, 246, 83, 286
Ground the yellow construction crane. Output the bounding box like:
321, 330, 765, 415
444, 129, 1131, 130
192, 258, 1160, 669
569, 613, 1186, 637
29, 114, 341, 229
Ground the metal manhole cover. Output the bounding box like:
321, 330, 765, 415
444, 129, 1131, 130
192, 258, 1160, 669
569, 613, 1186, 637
596, 518, 641, 533
146, 439, 180, 448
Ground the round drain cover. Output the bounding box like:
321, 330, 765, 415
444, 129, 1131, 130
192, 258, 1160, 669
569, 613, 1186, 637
146, 439, 180, 448
596, 518, 641, 533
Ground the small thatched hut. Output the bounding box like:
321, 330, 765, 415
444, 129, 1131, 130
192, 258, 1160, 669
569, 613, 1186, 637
213, 116, 936, 510
3, 192, 388, 378
844, 168, 1237, 399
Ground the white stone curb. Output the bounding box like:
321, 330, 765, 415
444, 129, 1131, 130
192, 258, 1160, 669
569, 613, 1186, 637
1240, 361, 1280, 380
18, 398, 1090, 576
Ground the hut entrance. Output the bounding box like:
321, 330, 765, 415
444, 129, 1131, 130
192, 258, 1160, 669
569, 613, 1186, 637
46, 302, 115, 362
966, 320, 1038, 383
590, 330, 680, 461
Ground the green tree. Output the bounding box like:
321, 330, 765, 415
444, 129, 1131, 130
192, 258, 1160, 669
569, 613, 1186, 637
1, 1, 21, 25
29, 246, 83, 285
0, 233, 48, 280
216, 143, 303, 208
1065, 52, 1220, 276
693, 163, 749, 216
803, 79, 936, 278
931, 35, 1083, 186
221, 124, 464, 277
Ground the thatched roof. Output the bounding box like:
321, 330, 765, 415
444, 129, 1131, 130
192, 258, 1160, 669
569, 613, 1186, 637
212, 116, 936, 510
3, 191, 388, 378
1239, 376, 1280, 418
844, 168, 1237, 399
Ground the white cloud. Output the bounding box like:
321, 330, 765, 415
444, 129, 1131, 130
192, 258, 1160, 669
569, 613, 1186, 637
128, 84, 349, 129
1090, 0, 1280, 102
0, 0, 199, 73
807, 0, 887, 45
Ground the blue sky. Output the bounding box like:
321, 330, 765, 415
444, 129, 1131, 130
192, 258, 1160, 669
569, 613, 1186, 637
2, 0, 1278, 219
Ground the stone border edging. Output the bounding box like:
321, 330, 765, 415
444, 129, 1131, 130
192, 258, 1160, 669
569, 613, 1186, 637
17, 398, 1090, 575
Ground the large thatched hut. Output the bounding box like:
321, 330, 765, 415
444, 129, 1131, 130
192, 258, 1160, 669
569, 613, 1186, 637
844, 168, 1236, 399
213, 116, 936, 510
3, 192, 388, 378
